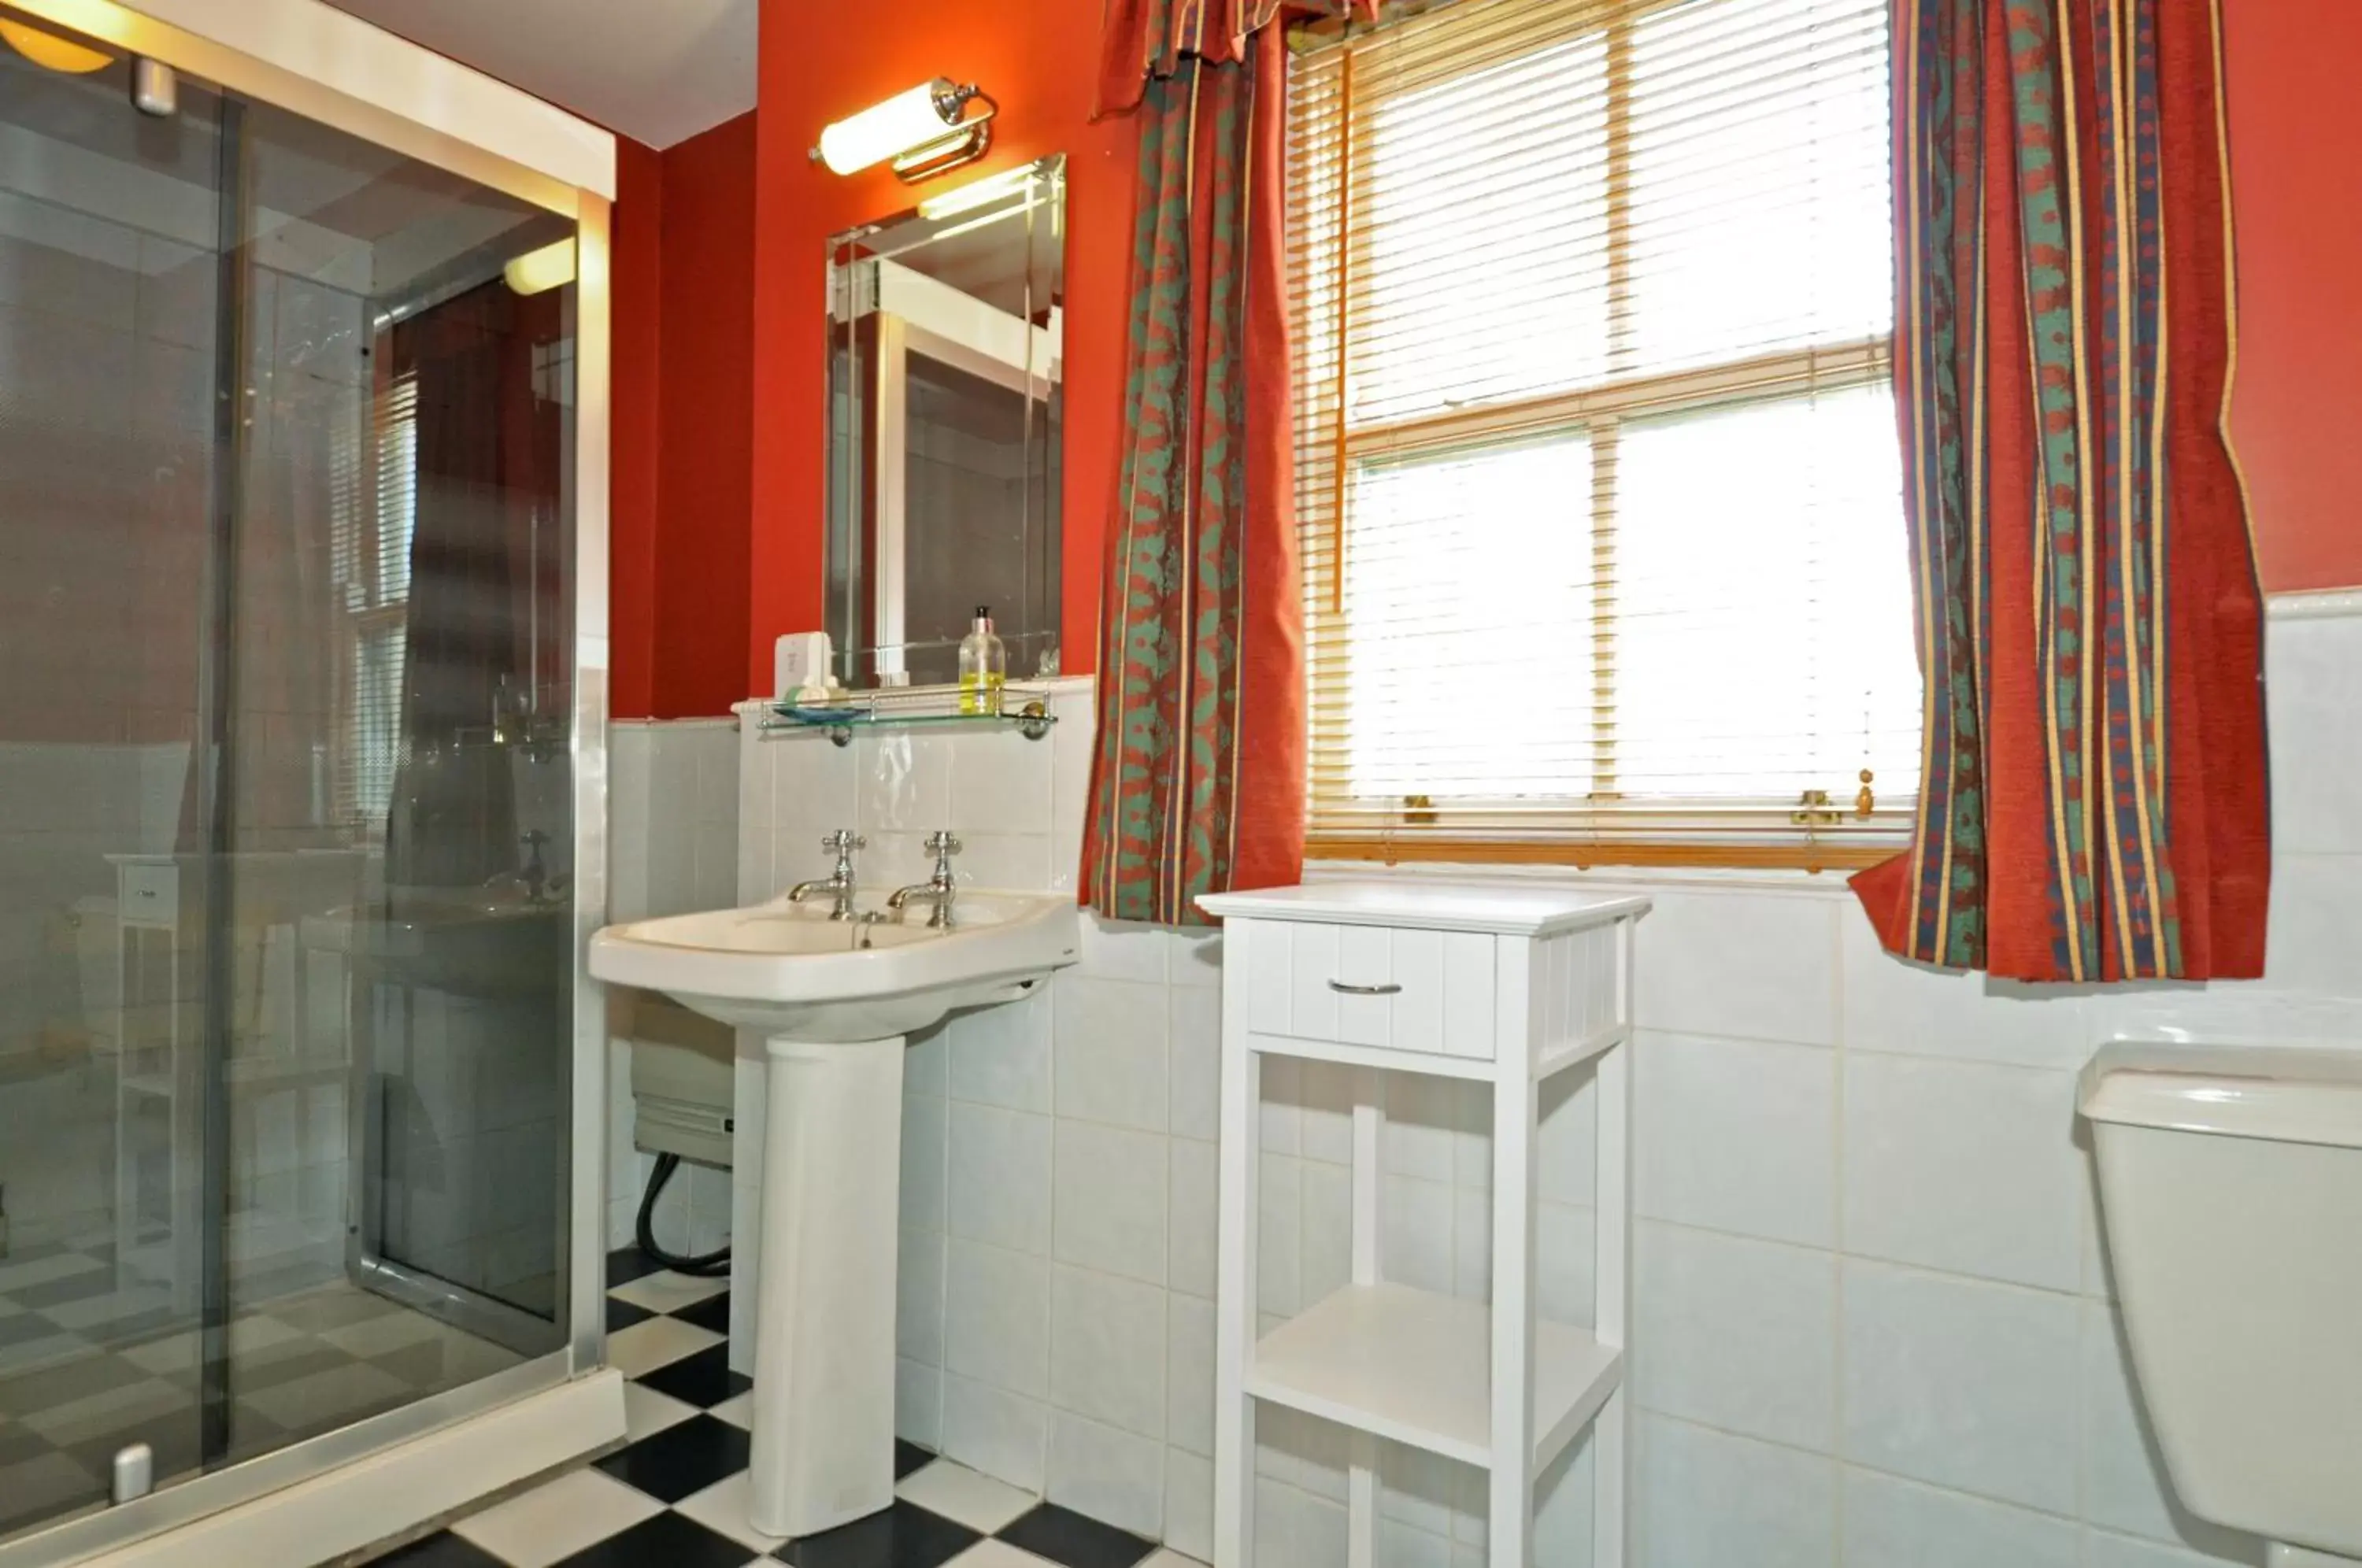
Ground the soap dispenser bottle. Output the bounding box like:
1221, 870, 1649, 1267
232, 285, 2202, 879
959, 605, 1007, 715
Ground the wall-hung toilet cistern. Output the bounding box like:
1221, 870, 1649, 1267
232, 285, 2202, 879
2081, 1043, 2362, 1568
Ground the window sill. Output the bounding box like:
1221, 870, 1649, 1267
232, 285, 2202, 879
1305, 836, 1897, 875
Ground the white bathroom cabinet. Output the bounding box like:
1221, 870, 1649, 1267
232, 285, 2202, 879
1197, 882, 1646, 1568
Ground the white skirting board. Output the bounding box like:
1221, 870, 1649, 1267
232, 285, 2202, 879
82, 1370, 627, 1568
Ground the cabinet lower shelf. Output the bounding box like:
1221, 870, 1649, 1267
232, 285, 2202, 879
1246, 1281, 1622, 1472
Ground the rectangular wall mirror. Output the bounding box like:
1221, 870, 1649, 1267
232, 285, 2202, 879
825, 153, 1065, 688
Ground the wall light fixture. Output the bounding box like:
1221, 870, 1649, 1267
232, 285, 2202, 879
815, 79, 997, 183
0, 17, 110, 73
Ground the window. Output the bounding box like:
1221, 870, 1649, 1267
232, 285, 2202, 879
1290, 0, 1920, 867
332, 368, 416, 829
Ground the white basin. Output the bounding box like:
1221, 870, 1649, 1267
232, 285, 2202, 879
587, 888, 1077, 1539
588, 889, 1079, 1040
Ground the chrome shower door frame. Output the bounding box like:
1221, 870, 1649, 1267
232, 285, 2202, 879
0, 0, 616, 1561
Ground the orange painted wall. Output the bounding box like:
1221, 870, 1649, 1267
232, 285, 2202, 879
747, 0, 1129, 695
2223, 0, 2362, 593
610, 113, 760, 719
702, 0, 2362, 710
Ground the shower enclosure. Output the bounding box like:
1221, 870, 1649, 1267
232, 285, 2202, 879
0, 0, 610, 1555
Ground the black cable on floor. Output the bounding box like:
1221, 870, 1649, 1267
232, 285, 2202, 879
635, 1152, 732, 1277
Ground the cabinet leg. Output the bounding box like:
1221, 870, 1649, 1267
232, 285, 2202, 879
1489, 1070, 1538, 1566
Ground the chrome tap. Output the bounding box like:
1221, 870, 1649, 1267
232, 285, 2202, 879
887, 831, 961, 928
788, 829, 865, 920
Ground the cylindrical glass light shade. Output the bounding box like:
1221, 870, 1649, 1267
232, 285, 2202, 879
818, 80, 957, 176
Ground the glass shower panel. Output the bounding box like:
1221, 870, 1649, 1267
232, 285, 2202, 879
0, 6, 582, 1537
0, 14, 220, 1537
217, 102, 575, 1455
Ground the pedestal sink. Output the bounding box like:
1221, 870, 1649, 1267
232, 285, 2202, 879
588, 891, 1078, 1537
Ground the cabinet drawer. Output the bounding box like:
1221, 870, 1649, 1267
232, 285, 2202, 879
120, 864, 179, 924
1238, 919, 1497, 1060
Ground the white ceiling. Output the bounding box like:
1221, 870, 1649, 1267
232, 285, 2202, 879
322, 0, 757, 150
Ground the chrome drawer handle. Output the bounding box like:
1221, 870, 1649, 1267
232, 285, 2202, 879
1327, 979, 1402, 996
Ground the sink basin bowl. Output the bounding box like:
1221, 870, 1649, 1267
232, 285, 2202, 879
587, 890, 1079, 1041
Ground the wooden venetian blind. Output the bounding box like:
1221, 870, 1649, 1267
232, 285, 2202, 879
1289, 0, 1920, 867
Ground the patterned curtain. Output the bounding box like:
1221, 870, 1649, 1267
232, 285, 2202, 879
1080, 2, 1367, 924
1853, 0, 2270, 982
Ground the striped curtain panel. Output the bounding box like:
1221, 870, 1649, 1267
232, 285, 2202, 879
1852, 0, 2270, 982
1081, 2, 1366, 924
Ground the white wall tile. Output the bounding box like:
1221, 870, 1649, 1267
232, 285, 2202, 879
1842, 1053, 2083, 1291
1168, 1137, 1217, 1300
1632, 1222, 1836, 1452
897, 1359, 943, 1450
2265, 613, 2362, 855
948, 1104, 1052, 1256
1838, 900, 2093, 1069
950, 725, 1055, 837
1055, 975, 1170, 1132
1048, 1410, 1167, 1540
1840, 1467, 2079, 1568
899, 1226, 946, 1366
1166, 1293, 1215, 1456
1635, 1030, 1834, 1248
949, 986, 1052, 1113
2258, 852, 2362, 993
901, 1090, 948, 1237
1050, 1264, 1168, 1440
1164, 1447, 1216, 1562
942, 1371, 1049, 1493
856, 730, 953, 833
1634, 889, 1838, 1045
1053, 1119, 1169, 1285
945, 1239, 1050, 1399
1255, 1477, 1349, 1568
1840, 1259, 2079, 1514
1079, 915, 1171, 984
768, 733, 858, 859
1636, 1415, 1834, 1568
1168, 985, 1221, 1143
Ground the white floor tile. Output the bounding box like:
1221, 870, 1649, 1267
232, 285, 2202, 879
673, 1471, 792, 1555
450, 1468, 663, 1568
1142, 1554, 1212, 1568
946, 1543, 1058, 1566
606, 1270, 731, 1315
605, 1315, 724, 1378
622, 1380, 700, 1442
897, 1458, 1038, 1533
708, 1389, 755, 1430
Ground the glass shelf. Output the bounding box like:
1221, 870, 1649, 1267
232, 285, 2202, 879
760, 688, 1057, 747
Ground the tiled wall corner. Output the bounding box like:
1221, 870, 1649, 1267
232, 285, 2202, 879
605, 717, 740, 1252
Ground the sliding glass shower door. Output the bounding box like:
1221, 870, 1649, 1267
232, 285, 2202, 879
0, 3, 580, 1541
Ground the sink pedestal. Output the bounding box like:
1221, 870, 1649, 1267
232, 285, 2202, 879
747, 1033, 905, 1539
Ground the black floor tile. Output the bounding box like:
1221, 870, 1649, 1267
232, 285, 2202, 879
893, 1440, 932, 1481
551, 1508, 758, 1568
591, 1413, 752, 1503
781, 1499, 980, 1568
7, 1266, 115, 1311
673, 1289, 731, 1333
605, 1247, 666, 1289
0, 1312, 69, 1352
632, 1343, 750, 1409
997, 1503, 1159, 1568
607, 1295, 654, 1333
0, 1349, 150, 1415
368, 1529, 511, 1567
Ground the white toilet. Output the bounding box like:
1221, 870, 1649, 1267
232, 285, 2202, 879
2081, 1041, 2362, 1568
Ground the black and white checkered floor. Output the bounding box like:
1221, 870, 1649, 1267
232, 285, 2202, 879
370, 1248, 1203, 1568
0, 1238, 524, 1540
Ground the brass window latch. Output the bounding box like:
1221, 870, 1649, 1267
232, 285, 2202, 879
1794, 771, 1875, 827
